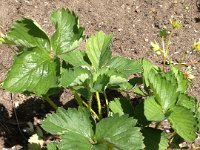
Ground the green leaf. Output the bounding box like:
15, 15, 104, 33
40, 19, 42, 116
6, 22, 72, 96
171, 67, 188, 92
28, 143, 41, 150
51, 8, 84, 55
142, 127, 169, 150
148, 70, 179, 112
42, 107, 94, 138
3, 47, 57, 95
60, 67, 89, 87
59, 132, 93, 150
168, 106, 198, 141
109, 98, 134, 116
134, 101, 150, 126
96, 115, 144, 150
143, 59, 158, 87
92, 74, 110, 92
177, 93, 197, 112
59, 50, 90, 67
86, 31, 112, 70
108, 57, 143, 77
47, 142, 57, 150
144, 96, 165, 121
6, 17, 50, 51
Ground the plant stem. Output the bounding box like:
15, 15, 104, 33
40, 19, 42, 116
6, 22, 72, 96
103, 91, 109, 116
43, 96, 58, 110
82, 101, 99, 120
96, 92, 102, 119
73, 91, 83, 107
161, 36, 166, 71
166, 31, 173, 56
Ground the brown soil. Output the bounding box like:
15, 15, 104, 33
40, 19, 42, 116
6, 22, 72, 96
0, 0, 200, 149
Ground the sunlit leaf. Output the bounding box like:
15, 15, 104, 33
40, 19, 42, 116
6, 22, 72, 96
51, 8, 84, 54
6, 17, 50, 51
168, 106, 198, 141
3, 47, 58, 95
86, 31, 112, 70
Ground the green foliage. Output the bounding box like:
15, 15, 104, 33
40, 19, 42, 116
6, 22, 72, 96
168, 106, 197, 141
3, 47, 58, 95
2, 8, 84, 95
42, 107, 144, 150
1, 8, 199, 150
51, 8, 84, 55
143, 60, 198, 142
142, 128, 168, 150
109, 97, 134, 116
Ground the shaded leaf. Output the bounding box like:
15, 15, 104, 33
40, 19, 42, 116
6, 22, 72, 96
142, 127, 168, 150
134, 101, 150, 126
109, 97, 134, 116
86, 31, 112, 70
6, 17, 50, 51
168, 106, 198, 141
51, 8, 84, 55
144, 96, 165, 121
3, 47, 57, 95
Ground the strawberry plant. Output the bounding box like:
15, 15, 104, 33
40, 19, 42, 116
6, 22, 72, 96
0, 8, 199, 150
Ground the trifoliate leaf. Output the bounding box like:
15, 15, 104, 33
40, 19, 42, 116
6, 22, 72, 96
86, 31, 112, 70
96, 115, 144, 150
60, 67, 89, 87
51, 8, 84, 55
108, 56, 143, 77
6, 17, 50, 51
144, 96, 165, 121
142, 127, 169, 150
148, 70, 179, 112
168, 106, 198, 141
3, 47, 57, 95
109, 98, 134, 116
42, 107, 94, 138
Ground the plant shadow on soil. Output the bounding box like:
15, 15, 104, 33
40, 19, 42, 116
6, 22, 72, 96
0, 92, 79, 149
0, 89, 143, 149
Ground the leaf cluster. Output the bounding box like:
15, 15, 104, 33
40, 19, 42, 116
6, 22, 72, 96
1, 8, 199, 150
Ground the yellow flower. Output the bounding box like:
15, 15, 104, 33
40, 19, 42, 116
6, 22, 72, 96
193, 41, 200, 51
169, 19, 182, 29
